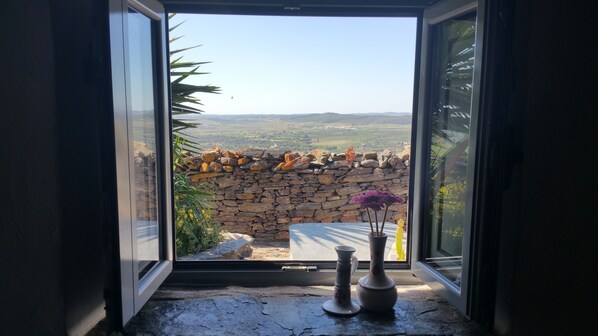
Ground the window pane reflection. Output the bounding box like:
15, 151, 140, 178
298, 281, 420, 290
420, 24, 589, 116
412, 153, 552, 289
127, 8, 161, 277
424, 12, 476, 287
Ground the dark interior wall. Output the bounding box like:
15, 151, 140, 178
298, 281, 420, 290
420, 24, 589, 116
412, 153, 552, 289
494, 0, 594, 335
1, 0, 111, 335
0, 1, 64, 335
51, 0, 112, 334
0, 1, 65, 335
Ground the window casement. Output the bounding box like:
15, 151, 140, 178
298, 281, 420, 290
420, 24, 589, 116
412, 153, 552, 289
109, 0, 174, 327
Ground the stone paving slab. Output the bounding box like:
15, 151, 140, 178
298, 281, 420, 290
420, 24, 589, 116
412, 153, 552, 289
117, 286, 491, 336
179, 233, 255, 261
289, 222, 404, 261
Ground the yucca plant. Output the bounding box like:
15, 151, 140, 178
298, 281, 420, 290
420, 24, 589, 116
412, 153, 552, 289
169, 14, 223, 256
169, 13, 220, 153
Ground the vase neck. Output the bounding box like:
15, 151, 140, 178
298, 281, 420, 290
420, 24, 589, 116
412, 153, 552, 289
368, 234, 387, 275
363, 233, 395, 289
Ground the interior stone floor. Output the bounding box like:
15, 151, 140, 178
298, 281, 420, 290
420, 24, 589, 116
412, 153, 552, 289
90, 285, 492, 335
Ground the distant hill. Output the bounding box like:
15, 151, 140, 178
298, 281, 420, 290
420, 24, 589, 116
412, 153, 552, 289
184, 112, 413, 154
193, 112, 412, 125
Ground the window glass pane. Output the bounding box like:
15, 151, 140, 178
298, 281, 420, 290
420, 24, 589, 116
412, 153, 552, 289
423, 12, 476, 287
127, 8, 161, 276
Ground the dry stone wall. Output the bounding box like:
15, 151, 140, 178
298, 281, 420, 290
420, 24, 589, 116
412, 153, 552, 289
178, 148, 410, 240
134, 147, 158, 222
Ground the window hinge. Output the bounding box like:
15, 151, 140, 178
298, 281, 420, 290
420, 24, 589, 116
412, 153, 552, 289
282, 265, 318, 272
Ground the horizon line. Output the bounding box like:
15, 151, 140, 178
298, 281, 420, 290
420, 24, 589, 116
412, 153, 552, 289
191, 111, 413, 116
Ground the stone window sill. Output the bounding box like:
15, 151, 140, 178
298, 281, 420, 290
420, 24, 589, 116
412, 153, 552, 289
92, 285, 491, 335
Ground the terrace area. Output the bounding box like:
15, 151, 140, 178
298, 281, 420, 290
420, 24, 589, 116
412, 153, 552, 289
179, 222, 408, 261
174, 147, 411, 262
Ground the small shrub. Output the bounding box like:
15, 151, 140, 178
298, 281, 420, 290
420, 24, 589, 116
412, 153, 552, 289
173, 136, 223, 257
174, 172, 223, 256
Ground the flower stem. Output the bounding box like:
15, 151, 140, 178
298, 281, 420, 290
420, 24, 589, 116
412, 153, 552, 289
366, 208, 374, 234
380, 206, 389, 235
374, 211, 379, 236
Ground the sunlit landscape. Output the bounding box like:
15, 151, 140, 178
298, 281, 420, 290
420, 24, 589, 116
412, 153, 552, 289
184, 112, 412, 154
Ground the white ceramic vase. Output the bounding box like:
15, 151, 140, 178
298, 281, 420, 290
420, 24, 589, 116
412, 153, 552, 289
356, 233, 397, 312
322, 245, 360, 316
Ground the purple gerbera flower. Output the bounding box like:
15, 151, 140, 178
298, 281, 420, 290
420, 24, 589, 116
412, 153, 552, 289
350, 190, 406, 236
351, 190, 404, 210
351, 190, 387, 211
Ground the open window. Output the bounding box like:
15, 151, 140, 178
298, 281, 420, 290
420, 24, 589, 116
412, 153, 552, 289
166, 9, 419, 285
106, 0, 489, 329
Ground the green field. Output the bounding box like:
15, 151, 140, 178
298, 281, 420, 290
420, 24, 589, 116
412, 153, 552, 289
183, 112, 412, 154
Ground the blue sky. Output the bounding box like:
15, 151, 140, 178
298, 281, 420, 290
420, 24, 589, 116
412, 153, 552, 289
170, 14, 417, 115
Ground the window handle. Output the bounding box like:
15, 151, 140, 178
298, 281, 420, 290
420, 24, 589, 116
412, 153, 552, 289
281, 265, 318, 272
